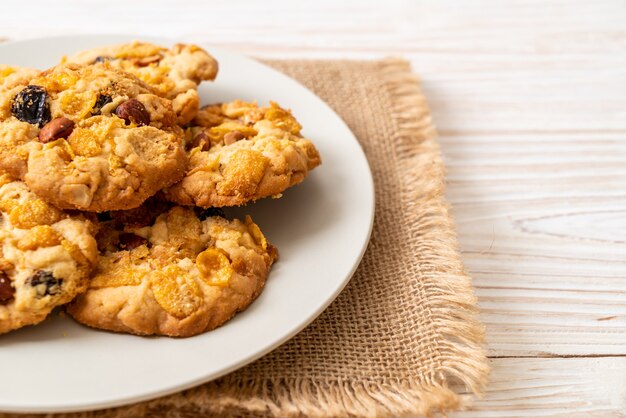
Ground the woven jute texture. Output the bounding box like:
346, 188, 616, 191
7, 59, 489, 418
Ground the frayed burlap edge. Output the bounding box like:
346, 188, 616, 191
376, 58, 489, 416
1, 59, 488, 418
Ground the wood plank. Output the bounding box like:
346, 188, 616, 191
451, 357, 626, 417
442, 131, 626, 356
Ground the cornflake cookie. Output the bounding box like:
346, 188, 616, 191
0, 62, 186, 212
0, 175, 98, 334
67, 41, 219, 125
162, 100, 321, 208
67, 205, 278, 337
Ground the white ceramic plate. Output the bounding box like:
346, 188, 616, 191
0, 35, 374, 413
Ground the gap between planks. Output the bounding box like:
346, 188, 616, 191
490, 354, 626, 359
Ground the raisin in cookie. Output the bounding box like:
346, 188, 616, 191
67, 41, 219, 125
162, 100, 321, 208
0, 65, 40, 119
0, 65, 42, 180
67, 205, 277, 337
0, 62, 186, 212
0, 175, 98, 334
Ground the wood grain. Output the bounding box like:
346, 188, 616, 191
445, 131, 626, 356
451, 358, 626, 417
0, 0, 625, 415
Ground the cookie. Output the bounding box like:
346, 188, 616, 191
0, 175, 98, 334
0, 65, 42, 180
67, 41, 219, 125
162, 100, 321, 208
0, 62, 187, 212
67, 205, 278, 337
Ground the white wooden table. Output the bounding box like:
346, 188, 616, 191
1, 0, 625, 415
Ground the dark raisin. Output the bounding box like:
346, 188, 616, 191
26, 270, 62, 297
196, 207, 226, 220
94, 56, 113, 63
224, 130, 245, 145
186, 132, 211, 152
0, 272, 14, 304
118, 233, 148, 251
114, 99, 150, 126
134, 56, 162, 67
92, 94, 113, 116
11, 85, 51, 127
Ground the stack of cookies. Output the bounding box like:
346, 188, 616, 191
0, 41, 321, 337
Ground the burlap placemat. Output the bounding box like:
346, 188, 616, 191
5, 59, 488, 418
